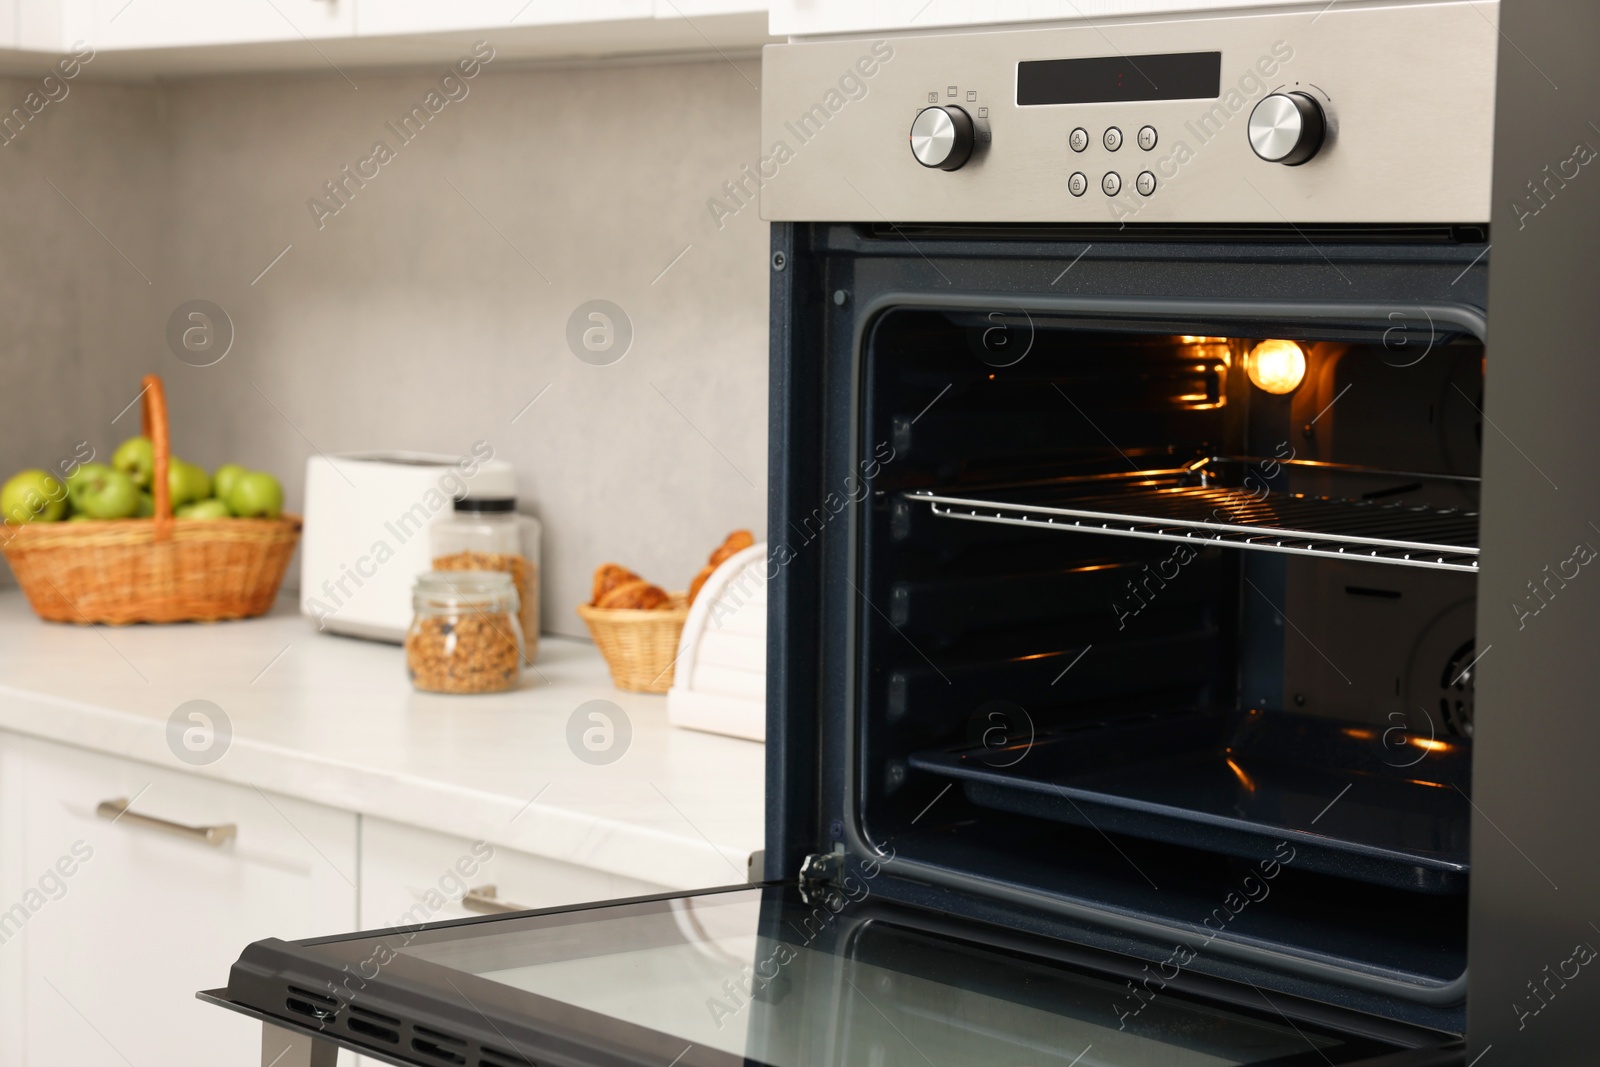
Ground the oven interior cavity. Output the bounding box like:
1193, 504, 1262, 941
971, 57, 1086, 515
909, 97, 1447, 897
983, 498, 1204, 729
858, 308, 1484, 997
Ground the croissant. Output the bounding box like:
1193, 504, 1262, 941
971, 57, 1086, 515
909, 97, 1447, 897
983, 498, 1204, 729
687, 564, 717, 606
597, 579, 671, 610
708, 530, 754, 569
592, 563, 640, 605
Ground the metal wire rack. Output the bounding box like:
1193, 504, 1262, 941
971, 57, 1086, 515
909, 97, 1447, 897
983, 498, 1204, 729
911, 458, 1480, 573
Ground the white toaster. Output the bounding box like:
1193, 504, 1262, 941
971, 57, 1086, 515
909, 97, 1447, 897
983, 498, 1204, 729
300, 449, 513, 642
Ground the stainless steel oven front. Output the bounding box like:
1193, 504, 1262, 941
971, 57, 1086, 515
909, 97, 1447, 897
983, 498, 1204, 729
760, 0, 1499, 1049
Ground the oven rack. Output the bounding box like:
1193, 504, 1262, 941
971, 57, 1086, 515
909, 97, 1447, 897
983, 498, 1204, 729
910, 459, 1480, 573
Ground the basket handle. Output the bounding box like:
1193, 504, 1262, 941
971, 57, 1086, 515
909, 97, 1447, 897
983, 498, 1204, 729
140, 374, 173, 541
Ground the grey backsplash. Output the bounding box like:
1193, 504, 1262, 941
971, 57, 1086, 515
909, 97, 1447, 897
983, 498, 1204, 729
0, 54, 770, 639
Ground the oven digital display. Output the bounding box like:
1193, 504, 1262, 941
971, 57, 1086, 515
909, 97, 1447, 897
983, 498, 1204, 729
1017, 51, 1222, 104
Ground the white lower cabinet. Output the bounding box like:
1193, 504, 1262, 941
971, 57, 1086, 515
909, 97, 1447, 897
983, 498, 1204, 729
360, 816, 667, 928
0, 734, 670, 1067
0, 736, 358, 1067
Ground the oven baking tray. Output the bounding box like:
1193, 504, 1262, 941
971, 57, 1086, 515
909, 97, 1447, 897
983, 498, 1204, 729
910, 457, 1480, 573
907, 708, 1472, 894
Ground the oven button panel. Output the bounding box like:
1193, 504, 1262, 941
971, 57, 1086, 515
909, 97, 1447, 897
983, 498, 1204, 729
910, 105, 977, 170
1247, 92, 1327, 166
761, 5, 1496, 223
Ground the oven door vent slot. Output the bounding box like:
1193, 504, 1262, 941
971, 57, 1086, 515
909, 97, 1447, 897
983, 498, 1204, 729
911, 458, 1479, 574
284, 985, 339, 1023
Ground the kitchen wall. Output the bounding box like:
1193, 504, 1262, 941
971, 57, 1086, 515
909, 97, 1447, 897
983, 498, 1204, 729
0, 71, 166, 540
0, 51, 771, 639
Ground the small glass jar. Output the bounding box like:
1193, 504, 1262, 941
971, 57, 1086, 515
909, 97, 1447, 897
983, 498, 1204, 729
431, 497, 542, 663
405, 571, 524, 694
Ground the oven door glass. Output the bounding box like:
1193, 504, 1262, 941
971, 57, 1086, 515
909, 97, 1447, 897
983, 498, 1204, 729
222, 885, 1441, 1067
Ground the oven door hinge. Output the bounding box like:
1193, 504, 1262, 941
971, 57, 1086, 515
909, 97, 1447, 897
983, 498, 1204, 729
798, 851, 844, 887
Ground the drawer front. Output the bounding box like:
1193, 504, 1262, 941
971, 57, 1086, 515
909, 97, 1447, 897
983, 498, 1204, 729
4, 736, 357, 1067
360, 816, 667, 927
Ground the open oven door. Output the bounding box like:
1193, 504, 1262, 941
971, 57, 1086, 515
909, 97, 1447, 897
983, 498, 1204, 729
203, 883, 1461, 1067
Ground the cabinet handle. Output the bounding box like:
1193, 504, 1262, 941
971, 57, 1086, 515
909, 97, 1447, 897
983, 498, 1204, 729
95, 797, 237, 848
462, 884, 531, 915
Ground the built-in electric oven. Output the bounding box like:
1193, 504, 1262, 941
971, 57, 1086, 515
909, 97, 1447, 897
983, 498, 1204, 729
203, 3, 1600, 1064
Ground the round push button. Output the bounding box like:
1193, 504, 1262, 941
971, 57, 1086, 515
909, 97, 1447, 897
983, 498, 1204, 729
1102, 171, 1121, 196
1068, 172, 1088, 196
1136, 171, 1156, 196
1069, 127, 1089, 153
1138, 125, 1158, 151
1103, 126, 1122, 151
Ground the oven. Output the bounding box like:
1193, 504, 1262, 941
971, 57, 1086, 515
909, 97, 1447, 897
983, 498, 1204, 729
764, 0, 1497, 1038
203, 3, 1600, 1065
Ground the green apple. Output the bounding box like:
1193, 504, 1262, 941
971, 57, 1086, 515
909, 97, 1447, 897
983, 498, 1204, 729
212, 463, 247, 503
228, 471, 283, 518
136, 491, 154, 518
167, 458, 212, 507
1, 470, 67, 524
71, 466, 140, 519
111, 436, 154, 489
67, 513, 95, 522
176, 499, 231, 520
65, 462, 112, 511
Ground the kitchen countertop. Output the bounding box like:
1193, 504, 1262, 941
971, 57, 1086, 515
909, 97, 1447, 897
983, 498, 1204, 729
0, 591, 765, 891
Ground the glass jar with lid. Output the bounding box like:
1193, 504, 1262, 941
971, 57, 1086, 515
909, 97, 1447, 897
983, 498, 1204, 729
404, 571, 524, 694
431, 496, 542, 663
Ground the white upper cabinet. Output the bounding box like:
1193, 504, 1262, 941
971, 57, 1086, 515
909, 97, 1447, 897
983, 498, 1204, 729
656, 0, 767, 15
0, 0, 772, 71
356, 0, 652, 37
769, 0, 1321, 36
352, 0, 767, 38
62, 0, 354, 50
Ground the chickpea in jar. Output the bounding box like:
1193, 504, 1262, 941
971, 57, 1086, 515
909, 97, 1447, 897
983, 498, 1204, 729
405, 571, 524, 694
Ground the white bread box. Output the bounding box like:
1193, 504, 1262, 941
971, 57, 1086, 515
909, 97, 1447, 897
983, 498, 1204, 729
667, 543, 767, 741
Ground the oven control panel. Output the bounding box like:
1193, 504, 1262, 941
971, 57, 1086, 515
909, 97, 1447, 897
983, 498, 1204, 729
760, 1, 1495, 224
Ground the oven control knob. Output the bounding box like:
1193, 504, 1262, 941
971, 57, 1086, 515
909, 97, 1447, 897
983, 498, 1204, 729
1247, 92, 1326, 166
910, 105, 976, 171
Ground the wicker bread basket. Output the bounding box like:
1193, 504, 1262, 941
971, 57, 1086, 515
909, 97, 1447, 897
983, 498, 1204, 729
0, 375, 302, 624
576, 592, 689, 693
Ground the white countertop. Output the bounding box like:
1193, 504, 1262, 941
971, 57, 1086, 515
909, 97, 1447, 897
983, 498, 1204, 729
0, 591, 765, 891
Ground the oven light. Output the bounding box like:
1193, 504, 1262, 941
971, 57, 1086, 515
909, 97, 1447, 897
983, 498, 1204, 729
1246, 339, 1306, 394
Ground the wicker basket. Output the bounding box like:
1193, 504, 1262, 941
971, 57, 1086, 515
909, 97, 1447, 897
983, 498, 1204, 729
1, 374, 302, 624
576, 593, 689, 693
